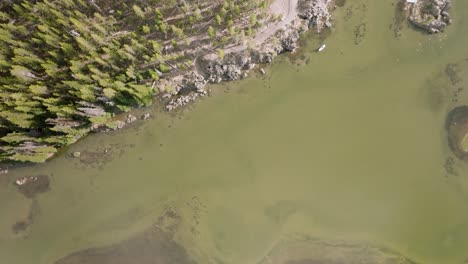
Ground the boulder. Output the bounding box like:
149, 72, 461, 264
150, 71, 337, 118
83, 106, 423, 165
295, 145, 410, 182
406, 0, 452, 34
115, 121, 126, 130
280, 30, 300, 51
125, 114, 137, 124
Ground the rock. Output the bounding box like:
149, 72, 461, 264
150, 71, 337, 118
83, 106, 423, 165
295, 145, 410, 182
406, 0, 452, 34
165, 92, 202, 111
205, 62, 243, 83
176, 72, 207, 94
73, 151, 81, 158
0, 168, 8, 175
141, 113, 151, 120
260, 68, 266, 75
15, 177, 27, 186
201, 52, 253, 83
224, 65, 242, 80
280, 30, 300, 51
115, 120, 126, 130
125, 114, 137, 124
298, 0, 334, 32
162, 93, 172, 100
252, 51, 275, 64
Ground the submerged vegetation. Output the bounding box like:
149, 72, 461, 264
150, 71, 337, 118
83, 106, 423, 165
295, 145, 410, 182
0, 0, 268, 163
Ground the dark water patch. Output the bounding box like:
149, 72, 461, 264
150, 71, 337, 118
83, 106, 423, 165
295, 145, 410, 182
420, 70, 450, 112
354, 23, 367, 45
317, 27, 333, 42
12, 221, 28, 233
69, 143, 130, 169
15, 174, 50, 199
259, 235, 417, 264
344, 6, 353, 21
445, 63, 462, 86
393, 0, 408, 38
11, 199, 40, 236
444, 156, 458, 176
54, 228, 196, 264
54, 201, 204, 264
264, 200, 298, 224
289, 28, 332, 66
335, 0, 346, 8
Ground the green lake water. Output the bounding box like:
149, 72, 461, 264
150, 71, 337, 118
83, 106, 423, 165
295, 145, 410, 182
1, 0, 468, 263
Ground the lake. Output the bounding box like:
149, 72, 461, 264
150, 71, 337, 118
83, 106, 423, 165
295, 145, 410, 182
1, 0, 468, 263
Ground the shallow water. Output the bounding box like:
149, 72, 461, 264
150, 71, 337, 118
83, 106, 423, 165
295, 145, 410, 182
2, 0, 468, 263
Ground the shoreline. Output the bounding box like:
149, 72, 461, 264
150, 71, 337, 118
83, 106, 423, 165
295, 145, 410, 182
0, 0, 458, 166
160, 0, 455, 112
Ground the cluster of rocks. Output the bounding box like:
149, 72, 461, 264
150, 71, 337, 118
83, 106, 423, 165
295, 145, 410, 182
0, 167, 8, 175
159, 72, 207, 95
163, 72, 208, 111
165, 93, 205, 111
203, 52, 256, 83
94, 112, 151, 133
406, 0, 452, 33
141, 113, 151, 120
111, 114, 138, 131
298, 0, 334, 31
200, 0, 332, 84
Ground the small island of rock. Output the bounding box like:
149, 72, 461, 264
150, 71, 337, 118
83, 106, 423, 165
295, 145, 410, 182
404, 0, 452, 33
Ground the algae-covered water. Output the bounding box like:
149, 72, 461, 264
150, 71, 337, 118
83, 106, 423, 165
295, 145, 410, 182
2, 0, 468, 263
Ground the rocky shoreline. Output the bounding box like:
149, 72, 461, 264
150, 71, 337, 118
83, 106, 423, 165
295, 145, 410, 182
162, 0, 456, 112
162, 0, 335, 111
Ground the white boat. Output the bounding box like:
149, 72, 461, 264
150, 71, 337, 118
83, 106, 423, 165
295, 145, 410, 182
317, 44, 327, 52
